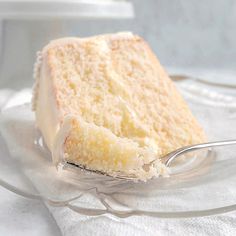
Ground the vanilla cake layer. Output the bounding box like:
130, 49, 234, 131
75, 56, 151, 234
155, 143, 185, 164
33, 32, 206, 180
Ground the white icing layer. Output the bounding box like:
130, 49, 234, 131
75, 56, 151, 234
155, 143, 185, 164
32, 51, 42, 111
52, 116, 72, 165
34, 51, 59, 150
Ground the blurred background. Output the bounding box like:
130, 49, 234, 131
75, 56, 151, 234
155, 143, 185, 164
0, 0, 235, 89
68, 0, 236, 70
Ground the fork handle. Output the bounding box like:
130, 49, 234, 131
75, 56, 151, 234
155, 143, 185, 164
165, 139, 236, 167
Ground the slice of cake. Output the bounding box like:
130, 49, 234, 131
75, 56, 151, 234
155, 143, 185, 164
32, 32, 206, 180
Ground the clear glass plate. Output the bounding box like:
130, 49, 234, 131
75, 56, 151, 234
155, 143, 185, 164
0, 77, 236, 218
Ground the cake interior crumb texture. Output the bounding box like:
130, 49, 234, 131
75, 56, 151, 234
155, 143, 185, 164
33, 32, 206, 180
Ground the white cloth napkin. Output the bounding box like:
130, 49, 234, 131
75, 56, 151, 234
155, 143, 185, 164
0, 89, 236, 236
48, 208, 236, 236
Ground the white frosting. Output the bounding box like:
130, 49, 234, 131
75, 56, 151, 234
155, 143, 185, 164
31, 51, 42, 111
109, 31, 134, 40
33, 49, 72, 165
34, 50, 60, 151
52, 116, 73, 165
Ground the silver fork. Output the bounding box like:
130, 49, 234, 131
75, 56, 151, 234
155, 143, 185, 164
163, 139, 236, 167
67, 139, 236, 180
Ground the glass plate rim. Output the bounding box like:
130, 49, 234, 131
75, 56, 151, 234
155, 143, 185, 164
0, 75, 236, 219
